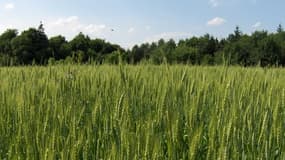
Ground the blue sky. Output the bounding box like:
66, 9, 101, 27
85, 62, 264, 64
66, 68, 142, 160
0, 0, 284, 48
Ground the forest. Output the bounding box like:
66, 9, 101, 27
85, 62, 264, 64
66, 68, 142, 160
0, 24, 285, 66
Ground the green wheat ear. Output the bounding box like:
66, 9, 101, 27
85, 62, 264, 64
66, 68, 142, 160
0, 65, 284, 159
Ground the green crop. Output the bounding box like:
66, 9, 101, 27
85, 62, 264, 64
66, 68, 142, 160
0, 65, 285, 159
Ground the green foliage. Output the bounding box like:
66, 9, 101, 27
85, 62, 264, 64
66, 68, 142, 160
0, 24, 285, 66
49, 35, 70, 60
0, 29, 18, 59
174, 45, 199, 64
0, 65, 285, 159
104, 50, 123, 64
11, 28, 49, 64
277, 24, 284, 33
70, 32, 91, 52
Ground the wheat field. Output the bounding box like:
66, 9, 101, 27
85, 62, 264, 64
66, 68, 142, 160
0, 65, 285, 159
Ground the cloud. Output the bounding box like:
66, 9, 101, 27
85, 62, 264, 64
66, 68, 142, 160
45, 16, 106, 39
4, 3, 15, 10
209, 0, 219, 7
207, 17, 226, 26
252, 22, 261, 28
128, 27, 135, 33
144, 32, 192, 43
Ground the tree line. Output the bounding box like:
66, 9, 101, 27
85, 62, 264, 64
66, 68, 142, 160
0, 24, 285, 66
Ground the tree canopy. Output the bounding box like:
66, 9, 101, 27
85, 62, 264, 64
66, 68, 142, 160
0, 24, 285, 66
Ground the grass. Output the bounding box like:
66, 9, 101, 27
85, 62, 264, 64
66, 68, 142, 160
0, 64, 285, 159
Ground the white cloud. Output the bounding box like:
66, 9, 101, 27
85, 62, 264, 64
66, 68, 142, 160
45, 16, 106, 39
144, 32, 192, 43
209, 0, 219, 7
128, 27, 135, 33
84, 24, 106, 34
4, 3, 15, 10
252, 22, 261, 29
207, 17, 226, 26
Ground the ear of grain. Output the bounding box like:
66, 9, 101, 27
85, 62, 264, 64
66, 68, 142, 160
0, 65, 284, 159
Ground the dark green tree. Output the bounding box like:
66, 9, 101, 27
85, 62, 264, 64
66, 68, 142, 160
228, 26, 242, 42
0, 29, 18, 55
11, 28, 49, 64
277, 24, 284, 33
69, 32, 90, 52
259, 37, 282, 66
49, 35, 71, 60
69, 32, 91, 62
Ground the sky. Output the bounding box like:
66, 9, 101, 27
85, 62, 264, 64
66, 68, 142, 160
0, 0, 285, 48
